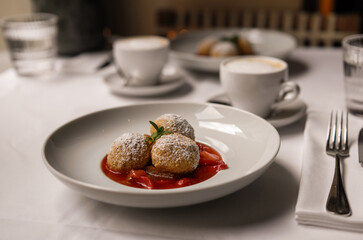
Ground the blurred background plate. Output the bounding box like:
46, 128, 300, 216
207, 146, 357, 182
170, 28, 297, 72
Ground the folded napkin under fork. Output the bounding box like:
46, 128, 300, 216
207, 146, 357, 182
295, 109, 363, 232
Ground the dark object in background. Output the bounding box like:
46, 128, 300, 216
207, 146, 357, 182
302, 0, 318, 12
32, 0, 106, 56
334, 0, 363, 33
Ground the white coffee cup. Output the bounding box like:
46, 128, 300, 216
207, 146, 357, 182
113, 35, 169, 86
220, 56, 300, 118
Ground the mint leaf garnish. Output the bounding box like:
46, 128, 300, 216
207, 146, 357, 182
147, 121, 172, 143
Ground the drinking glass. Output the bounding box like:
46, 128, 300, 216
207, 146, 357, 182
1, 13, 58, 77
343, 34, 363, 115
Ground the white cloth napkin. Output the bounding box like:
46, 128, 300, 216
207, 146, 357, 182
296, 110, 363, 232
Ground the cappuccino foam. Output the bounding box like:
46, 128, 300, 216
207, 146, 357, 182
115, 37, 167, 50
225, 58, 284, 74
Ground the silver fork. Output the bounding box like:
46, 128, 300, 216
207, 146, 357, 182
325, 110, 351, 216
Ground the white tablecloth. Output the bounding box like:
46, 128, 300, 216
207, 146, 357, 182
1, 48, 362, 239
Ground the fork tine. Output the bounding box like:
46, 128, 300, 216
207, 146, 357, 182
331, 111, 337, 150
336, 111, 342, 150
342, 111, 348, 151
326, 111, 334, 151
326, 112, 331, 150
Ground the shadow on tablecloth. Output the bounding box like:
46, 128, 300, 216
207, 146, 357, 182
286, 57, 309, 78
59, 161, 298, 238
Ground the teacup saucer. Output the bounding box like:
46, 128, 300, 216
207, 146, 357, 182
104, 66, 185, 97
208, 93, 307, 128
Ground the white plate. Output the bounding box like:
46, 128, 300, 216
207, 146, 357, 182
170, 28, 297, 72
104, 67, 184, 97
208, 94, 307, 128
42, 102, 280, 208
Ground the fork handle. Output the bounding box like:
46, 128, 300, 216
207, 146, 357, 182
326, 155, 351, 216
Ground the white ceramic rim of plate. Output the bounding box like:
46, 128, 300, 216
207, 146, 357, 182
42, 102, 280, 205
104, 68, 184, 96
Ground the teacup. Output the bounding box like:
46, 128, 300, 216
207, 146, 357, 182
220, 56, 300, 118
113, 35, 169, 86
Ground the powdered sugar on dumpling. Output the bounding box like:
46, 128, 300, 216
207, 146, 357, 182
107, 132, 150, 171
151, 133, 199, 174
150, 114, 195, 140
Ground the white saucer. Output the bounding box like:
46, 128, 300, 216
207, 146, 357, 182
208, 94, 307, 128
104, 67, 185, 97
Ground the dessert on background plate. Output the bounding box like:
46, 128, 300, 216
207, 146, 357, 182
197, 35, 253, 57
170, 28, 297, 72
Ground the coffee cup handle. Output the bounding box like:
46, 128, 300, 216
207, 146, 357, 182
271, 81, 300, 109
114, 63, 131, 86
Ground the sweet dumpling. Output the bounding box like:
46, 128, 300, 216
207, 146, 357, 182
107, 133, 150, 171
210, 41, 238, 57
151, 133, 199, 174
150, 113, 195, 140
238, 36, 253, 55
196, 36, 218, 56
